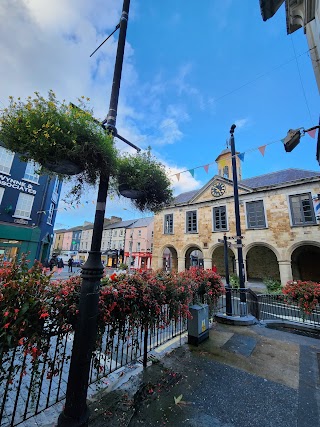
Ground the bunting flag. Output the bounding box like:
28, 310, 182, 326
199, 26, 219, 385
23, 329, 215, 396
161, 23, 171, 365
237, 153, 245, 162
203, 164, 209, 173
189, 169, 195, 177
176, 172, 180, 181
307, 129, 317, 139
258, 145, 266, 156
281, 138, 285, 143
219, 159, 226, 168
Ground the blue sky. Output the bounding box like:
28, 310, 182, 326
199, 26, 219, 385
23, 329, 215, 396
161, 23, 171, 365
0, 1, 318, 228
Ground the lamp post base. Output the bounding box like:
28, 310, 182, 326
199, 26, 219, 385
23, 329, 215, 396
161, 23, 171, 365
58, 407, 90, 427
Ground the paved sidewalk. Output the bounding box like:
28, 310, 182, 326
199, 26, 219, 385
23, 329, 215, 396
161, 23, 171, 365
87, 322, 320, 427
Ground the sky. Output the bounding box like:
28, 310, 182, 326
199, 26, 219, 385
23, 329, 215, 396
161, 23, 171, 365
0, 0, 319, 229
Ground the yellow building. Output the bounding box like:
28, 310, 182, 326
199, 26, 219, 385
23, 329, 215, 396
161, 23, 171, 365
152, 149, 320, 285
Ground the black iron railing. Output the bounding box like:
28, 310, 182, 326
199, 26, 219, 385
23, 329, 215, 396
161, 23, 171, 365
0, 309, 187, 427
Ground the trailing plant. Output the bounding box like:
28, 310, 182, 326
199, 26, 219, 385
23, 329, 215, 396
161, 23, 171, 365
116, 148, 173, 213
0, 91, 118, 200
263, 277, 282, 294
282, 280, 320, 316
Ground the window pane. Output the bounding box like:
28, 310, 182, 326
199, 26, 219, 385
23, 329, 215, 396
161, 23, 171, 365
24, 161, 39, 183
290, 194, 315, 225
0, 187, 4, 204
0, 147, 14, 174
246, 201, 265, 228
213, 206, 227, 231
186, 210, 197, 232
164, 214, 173, 234
14, 193, 34, 218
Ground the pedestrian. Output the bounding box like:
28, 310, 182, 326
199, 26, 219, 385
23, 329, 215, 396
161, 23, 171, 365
57, 258, 64, 275
49, 257, 57, 272
68, 257, 73, 273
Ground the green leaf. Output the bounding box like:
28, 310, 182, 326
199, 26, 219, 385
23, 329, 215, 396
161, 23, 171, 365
174, 394, 183, 405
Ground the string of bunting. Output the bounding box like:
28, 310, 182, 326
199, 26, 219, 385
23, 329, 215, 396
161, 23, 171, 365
37, 199, 97, 215
170, 128, 317, 181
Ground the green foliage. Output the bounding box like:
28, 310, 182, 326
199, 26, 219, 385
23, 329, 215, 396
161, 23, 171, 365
263, 277, 282, 294
119, 263, 128, 270
229, 273, 240, 288
116, 148, 173, 213
0, 91, 118, 200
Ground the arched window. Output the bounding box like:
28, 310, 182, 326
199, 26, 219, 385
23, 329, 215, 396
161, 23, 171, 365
223, 166, 229, 179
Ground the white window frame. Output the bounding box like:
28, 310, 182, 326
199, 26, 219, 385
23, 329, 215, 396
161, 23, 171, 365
47, 203, 55, 225
23, 161, 40, 184
52, 177, 59, 203
136, 242, 141, 252
0, 187, 4, 205
0, 147, 14, 175
13, 193, 34, 219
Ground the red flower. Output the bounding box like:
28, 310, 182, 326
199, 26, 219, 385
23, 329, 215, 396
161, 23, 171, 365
110, 273, 117, 281
4, 323, 10, 328
4, 311, 9, 316
40, 312, 49, 319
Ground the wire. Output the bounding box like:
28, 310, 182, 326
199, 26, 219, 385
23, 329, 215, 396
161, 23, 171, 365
290, 36, 313, 125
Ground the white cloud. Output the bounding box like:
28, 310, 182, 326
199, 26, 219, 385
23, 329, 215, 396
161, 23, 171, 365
234, 118, 250, 129
166, 165, 202, 195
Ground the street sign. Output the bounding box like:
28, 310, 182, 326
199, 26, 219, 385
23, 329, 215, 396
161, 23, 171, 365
230, 243, 244, 249
231, 236, 244, 239
218, 239, 224, 243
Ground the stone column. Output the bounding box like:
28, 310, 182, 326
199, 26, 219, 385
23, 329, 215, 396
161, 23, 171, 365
278, 260, 292, 286
178, 257, 185, 272
203, 258, 212, 270
235, 257, 247, 284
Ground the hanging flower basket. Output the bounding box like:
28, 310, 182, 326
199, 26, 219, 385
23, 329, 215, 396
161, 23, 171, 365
0, 91, 117, 188
117, 149, 173, 213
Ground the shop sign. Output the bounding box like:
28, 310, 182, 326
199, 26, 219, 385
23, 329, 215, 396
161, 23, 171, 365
0, 174, 36, 195
14, 218, 28, 225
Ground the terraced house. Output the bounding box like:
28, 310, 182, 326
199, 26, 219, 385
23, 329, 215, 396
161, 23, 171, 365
152, 148, 320, 285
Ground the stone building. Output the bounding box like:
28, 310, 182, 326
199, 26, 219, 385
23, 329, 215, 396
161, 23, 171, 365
152, 149, 320, 285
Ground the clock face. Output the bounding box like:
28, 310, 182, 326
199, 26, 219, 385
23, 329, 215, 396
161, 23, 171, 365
211, 181, 226, 197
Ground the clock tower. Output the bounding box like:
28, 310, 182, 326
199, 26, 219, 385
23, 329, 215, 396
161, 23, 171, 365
215, 145, 242, 181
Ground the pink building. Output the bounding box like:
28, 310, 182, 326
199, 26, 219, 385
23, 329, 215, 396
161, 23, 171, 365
124, 217, 154, 270
62, 231, 73, 251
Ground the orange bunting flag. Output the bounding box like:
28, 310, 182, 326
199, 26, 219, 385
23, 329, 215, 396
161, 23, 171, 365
258, 145, 266, 156
176, 173, 180, 181
203, 164, 209, 173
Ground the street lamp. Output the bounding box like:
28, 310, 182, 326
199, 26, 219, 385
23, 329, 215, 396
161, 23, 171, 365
229, 124, 247, 314
58, 1, 138, 426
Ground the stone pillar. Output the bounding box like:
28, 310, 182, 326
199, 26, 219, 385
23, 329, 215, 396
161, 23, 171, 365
178, 257, 185, 272
278, 260, 292, 286
235, 258, 247, 284
203, 258, 212, 270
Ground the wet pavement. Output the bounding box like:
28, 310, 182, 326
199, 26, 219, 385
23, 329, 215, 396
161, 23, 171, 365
87, 322, 320, 427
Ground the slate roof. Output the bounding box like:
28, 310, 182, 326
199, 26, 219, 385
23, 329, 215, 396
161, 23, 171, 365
240, 169, 320, 189
172, 168, 320, 205
104, 219, 137, 230
173, 190, 198, 204
127, 217, 153, 228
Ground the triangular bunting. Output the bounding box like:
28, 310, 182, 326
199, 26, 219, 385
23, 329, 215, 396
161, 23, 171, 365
203, 164, 209, 173
281, 138, 285, 143
189, 169, 195, 177
176, 173, 180, 181
237, 153, 245, 162
258, 145, 266, 156
307, 129, 317, 139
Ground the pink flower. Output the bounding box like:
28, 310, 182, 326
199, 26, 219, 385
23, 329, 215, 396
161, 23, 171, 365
4, 311, 9, 316
4, 323, 10, 329
40, 312, 49, 319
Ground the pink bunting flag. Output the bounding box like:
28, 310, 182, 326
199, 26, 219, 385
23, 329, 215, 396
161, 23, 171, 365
176, 173, 180, 181
307, 129, 317, 139
258, 145, 266, 156
203, 164, 209, 173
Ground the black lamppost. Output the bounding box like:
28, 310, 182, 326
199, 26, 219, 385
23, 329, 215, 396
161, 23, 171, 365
229, 124, 247, 312
58, 1, 136, 426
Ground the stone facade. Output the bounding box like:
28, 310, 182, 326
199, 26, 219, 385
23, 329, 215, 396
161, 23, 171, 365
152, 155, 320, 285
